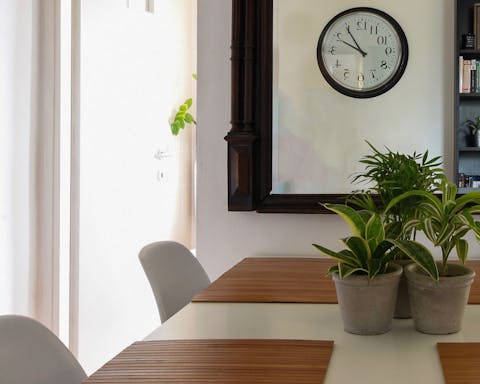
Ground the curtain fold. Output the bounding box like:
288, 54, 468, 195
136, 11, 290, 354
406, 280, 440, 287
0, 0, 60, 333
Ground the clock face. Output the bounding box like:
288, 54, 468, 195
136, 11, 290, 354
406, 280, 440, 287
317, 7, 408, 98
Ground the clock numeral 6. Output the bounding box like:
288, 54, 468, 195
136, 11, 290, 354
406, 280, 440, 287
358, 73, 365, 82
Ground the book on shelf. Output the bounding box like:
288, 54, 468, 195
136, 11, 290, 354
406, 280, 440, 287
472, 59, 477, 92
459, 58, 480, 94
462, 59, 471, 93
459, 56, 463, 92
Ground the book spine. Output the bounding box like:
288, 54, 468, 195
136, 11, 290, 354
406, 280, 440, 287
460, 56, 464, 92
475, 60, 480, 92
472, 59, 477, 93
463, 59, 471, 93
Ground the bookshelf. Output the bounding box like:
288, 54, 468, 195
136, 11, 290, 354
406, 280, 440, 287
456, 0, 480, 192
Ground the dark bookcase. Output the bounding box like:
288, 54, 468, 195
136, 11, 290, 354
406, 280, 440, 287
456, 0, 480, 191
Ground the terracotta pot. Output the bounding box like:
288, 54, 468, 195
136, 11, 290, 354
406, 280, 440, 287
405, 262, 475, 334
332, 263, 402, 335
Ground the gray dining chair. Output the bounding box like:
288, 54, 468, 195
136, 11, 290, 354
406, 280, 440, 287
139, 241, 211, 323
0, 314, 86, 384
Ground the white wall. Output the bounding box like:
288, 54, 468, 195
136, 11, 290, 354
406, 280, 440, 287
196, 0, 480, 282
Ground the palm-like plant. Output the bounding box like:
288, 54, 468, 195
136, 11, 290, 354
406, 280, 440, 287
349, 142, 443, 234
385, 178, 480, 277
313, 204, 437, 280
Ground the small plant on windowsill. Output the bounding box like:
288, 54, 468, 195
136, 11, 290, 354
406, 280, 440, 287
170, 73, 197, 136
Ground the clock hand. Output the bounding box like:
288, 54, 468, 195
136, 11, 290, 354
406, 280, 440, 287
338, 39, 367, 57
345, 25, 367, 57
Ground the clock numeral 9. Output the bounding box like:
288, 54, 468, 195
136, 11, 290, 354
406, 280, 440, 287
385, 47, 393, 56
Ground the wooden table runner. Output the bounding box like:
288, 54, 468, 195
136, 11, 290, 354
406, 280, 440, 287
193, 258, 337, 303
193, 258, 480, 304
437, 343, 480, 384
83, 339, 334, 384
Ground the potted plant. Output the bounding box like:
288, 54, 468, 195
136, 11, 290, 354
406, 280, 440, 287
465, 116, 480, 147
349, 142, 442, 318
313, 204, 434, 335
385, 178, 480, 334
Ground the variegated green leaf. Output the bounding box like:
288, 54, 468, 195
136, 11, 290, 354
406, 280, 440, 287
324, 204, 366, 237
326, 264, 340, 276
365, 213, 384, 242
342, 237, 370, 266
390, 239, 438, 281
371, 240, 395, 259
456, 239, 468, 265
312, 244, 359, 268
338, 263, 368, 278
435, 224, 455, 246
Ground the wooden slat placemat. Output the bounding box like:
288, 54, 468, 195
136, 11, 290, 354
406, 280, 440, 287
437, 343, 480, 384
83, 339, 334, 384
463, 260, 480, 304
193, 258, 337, 303
193, 258, 480, 304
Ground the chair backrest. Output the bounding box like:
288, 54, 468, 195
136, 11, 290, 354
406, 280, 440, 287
0, 315, 86, 384
139, 241, 211, 322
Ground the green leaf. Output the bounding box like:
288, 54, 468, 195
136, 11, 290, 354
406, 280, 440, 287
456, 239, 468, 264
365, 213, 384, 242
390, 239, 438, 281
342, 237, 370, 267
324, 204, 366, 237
184, 113, 194, 123
185, 98, 193, 108
326, 264, 339, 275
180, 104, 187, 112
312, 244, 359, 268
338, 263, 368, 278
367, 259, 383, 279
435, 224, 455, 246
170, 122, 180, 135
371, 240, 395, 259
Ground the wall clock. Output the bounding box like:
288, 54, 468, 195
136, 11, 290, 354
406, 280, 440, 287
316, 7, 408, 98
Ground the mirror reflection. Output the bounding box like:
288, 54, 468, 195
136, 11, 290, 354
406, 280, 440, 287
272, 0, 450, 194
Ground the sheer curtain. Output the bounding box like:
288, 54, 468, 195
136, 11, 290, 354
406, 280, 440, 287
0, 0, 61, 333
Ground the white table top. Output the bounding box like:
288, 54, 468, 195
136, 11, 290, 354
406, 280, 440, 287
145, 303, 480, 384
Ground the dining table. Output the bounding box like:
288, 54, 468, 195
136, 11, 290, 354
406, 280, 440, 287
84, 257, 480, 384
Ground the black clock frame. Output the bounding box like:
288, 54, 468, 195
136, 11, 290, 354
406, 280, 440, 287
316, 7, 409, 99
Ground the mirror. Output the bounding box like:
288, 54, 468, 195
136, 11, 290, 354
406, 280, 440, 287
225, 0, 450, 213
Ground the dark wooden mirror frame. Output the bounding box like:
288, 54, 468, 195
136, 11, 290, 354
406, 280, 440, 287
225, 0, 348, 213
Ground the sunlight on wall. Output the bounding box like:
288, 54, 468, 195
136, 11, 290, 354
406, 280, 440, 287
78, 0, 196, 373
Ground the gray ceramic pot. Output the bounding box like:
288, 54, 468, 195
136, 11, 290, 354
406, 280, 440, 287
405, 262, 475, 334
393, 259, 413, 319
332, 263, 402, 335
